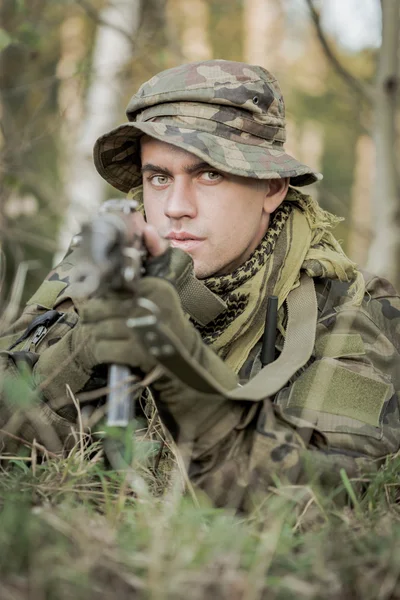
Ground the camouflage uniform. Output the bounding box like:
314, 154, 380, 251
1, 60, 400, 511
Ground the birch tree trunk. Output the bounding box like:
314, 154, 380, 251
56, 0, 141, 261
366, 0, 400, 289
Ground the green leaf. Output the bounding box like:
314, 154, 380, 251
3, 367, 38, 409
16, 24, 40, 48
340, 468, 361, 513
0, 28, 13, 52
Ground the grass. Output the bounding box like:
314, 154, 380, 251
0, 288, 399, 600
0, 421, 400, 600
2, 225, 398, 598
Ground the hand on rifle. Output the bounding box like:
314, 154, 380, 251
72, 212, 194, 376
35, 209, 238, 443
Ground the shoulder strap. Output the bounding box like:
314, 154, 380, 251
136, 273, 318, 401
228, 273, 317, 400
177, 273, 227, 326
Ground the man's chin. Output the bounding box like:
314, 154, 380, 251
195, 258, 240, 279
193, 262, 219, 280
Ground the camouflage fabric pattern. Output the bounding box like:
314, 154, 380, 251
1, 248, 400, 510
276, 274, 400, 458
189, 398, 379, 511
187, 272, 400, 510
0, 241, 95, 455
0, 287, 80, 455
94, 60, 322, 193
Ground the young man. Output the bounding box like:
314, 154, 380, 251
1, 60, 400, 511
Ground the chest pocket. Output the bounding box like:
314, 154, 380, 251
275, 322, 396, 457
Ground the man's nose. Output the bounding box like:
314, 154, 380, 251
164, 178, 197, 220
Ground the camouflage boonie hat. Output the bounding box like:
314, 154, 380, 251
93, 60, 322, 192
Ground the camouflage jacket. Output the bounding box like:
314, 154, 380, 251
0, 265, 399, 510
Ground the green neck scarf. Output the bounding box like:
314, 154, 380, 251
198, 187, 364, 372
196, 202, 291, 345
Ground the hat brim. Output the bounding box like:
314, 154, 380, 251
93, 121, 322, 193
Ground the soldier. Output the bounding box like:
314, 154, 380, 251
1, 60, 400, 511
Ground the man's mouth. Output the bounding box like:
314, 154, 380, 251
166, 232, 205, 251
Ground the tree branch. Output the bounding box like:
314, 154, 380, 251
305, 0, 375, 105
74, 0, 162, 73
75, 0, 137, 49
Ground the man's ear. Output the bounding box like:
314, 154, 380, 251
263, 178, 290, 214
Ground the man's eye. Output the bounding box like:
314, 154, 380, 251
201, 171, 222, 182
150, 175, 169, 186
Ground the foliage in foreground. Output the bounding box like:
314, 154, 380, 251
0, 433, 400, 600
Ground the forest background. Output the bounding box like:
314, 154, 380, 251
1, 1, 400, 599
1, 0, 398, 307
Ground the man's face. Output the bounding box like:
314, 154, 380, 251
141, 136, 286, 279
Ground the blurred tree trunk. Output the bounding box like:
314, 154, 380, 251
366, 0, 400, 289
243, 0, 283, 71
165, 0, 185, 64
181, 0, 211, 61
56, 0, 141, 260
298, 120, 324, 203
57, 15, 87, 152
348, 135, 373, 266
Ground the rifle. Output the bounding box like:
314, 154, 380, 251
72, 198, 153, 429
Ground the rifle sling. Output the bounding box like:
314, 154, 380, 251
177, 273, 227, 327
137, 274, 317, 401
